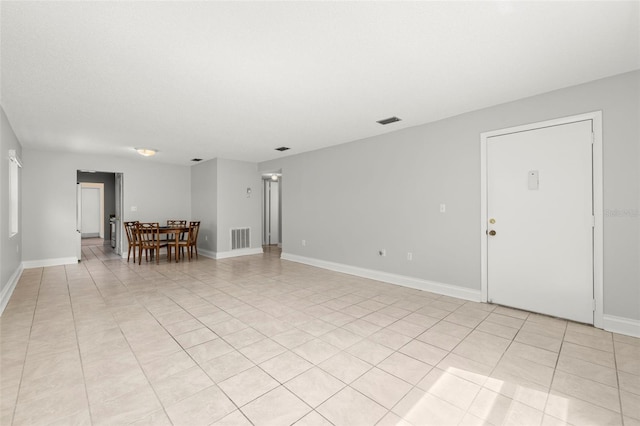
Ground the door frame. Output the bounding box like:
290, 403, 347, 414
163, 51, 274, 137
115, 172, 124, 256
262, 171, 282, 247
76, 171, 124, 259
480, 111, 603, 328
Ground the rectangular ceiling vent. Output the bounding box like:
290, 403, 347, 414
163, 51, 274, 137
275, 147, 290, 152
377, 116, 401, 125
231, 228, 251, 250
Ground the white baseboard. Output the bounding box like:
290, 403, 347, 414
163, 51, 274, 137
22, 257, 78, 269
198, 248, 216, 259
281, 252, 481, 302
282, 254, 640, 338
0, 263, 24, 315
603, 315, 640, 338
213, 248, 264, 260
119, 248, 263, 261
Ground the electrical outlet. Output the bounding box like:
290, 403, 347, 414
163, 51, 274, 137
407, 252, 412, 261
379, 249, 386, 257
302, 240, 306, 246
205, 235, 208, 241
440, 204, 446, 213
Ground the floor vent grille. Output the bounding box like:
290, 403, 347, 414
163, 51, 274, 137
231, 228, 251, 250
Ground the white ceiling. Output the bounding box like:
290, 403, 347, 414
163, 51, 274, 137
1, 1, 638, 166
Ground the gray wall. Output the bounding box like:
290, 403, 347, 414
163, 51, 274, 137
22, 149, 191, 262
191, 159, 217, 253
77, 171, 116, 241
190, 158, 262, 255
0, 106, 22, 301
216, 158, 262, 253
259, 70, 640, 321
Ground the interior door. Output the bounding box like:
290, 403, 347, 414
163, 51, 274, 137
263, 179, 280, 245
115, 173, 123, 255
487, 120, 594, 324
76, 182, 82, 261
269, 181, 280, 245
81, 187, 101, 237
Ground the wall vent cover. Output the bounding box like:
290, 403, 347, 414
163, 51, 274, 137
231, 228, 251, 250
376, 116, 401, 125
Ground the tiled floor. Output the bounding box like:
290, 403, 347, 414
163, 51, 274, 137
81, 238, 121, 263
1, 247, 639, 425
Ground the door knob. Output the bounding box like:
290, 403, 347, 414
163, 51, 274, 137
489, 230, 497, 236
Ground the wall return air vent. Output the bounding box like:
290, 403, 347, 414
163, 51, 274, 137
231, 228, 251, 250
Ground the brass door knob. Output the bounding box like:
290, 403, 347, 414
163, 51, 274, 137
489, 230, 497, 236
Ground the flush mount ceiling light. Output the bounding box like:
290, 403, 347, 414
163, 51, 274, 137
135, 148, 157, 157
377, 116, 401, 125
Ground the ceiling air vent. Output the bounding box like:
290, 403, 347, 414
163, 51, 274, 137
377, 116, 401, 125
275, 147, 290, 152
191, 158, 203, 162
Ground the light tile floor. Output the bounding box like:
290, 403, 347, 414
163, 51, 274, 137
1, 247, 639, 425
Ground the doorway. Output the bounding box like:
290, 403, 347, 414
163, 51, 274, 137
480, 112, 603, 327
76, 171, 124, 261
262, 172, 282, 247
80, 183, 103, 238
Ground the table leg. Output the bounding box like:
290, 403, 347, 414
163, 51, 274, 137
175, 233, 179, 263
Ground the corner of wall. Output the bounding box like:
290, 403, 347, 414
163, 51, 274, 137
0, 263, 23, 315
603, 315, 640, 338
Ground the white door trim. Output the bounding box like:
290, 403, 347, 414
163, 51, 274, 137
480, 111, 603, 328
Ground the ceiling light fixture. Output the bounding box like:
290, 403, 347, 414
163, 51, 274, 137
135, 148, 157, 157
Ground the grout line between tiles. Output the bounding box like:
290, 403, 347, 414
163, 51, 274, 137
8, 268, 43, 426
65, 263, 95, 425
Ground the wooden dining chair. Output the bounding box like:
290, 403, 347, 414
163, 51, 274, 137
166, 219, 187, 242
137, 222, 168, 264
174, 221, 200, 261
124, 221, 140, 263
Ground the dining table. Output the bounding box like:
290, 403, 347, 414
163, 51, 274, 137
159, 225, 189, 262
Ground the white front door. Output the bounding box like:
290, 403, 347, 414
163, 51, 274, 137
486, 120, 594, 324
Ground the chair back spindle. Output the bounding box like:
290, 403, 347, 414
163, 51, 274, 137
124, 221, 140, 262
137, 222, 167, 264
167, 219, 187, 241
